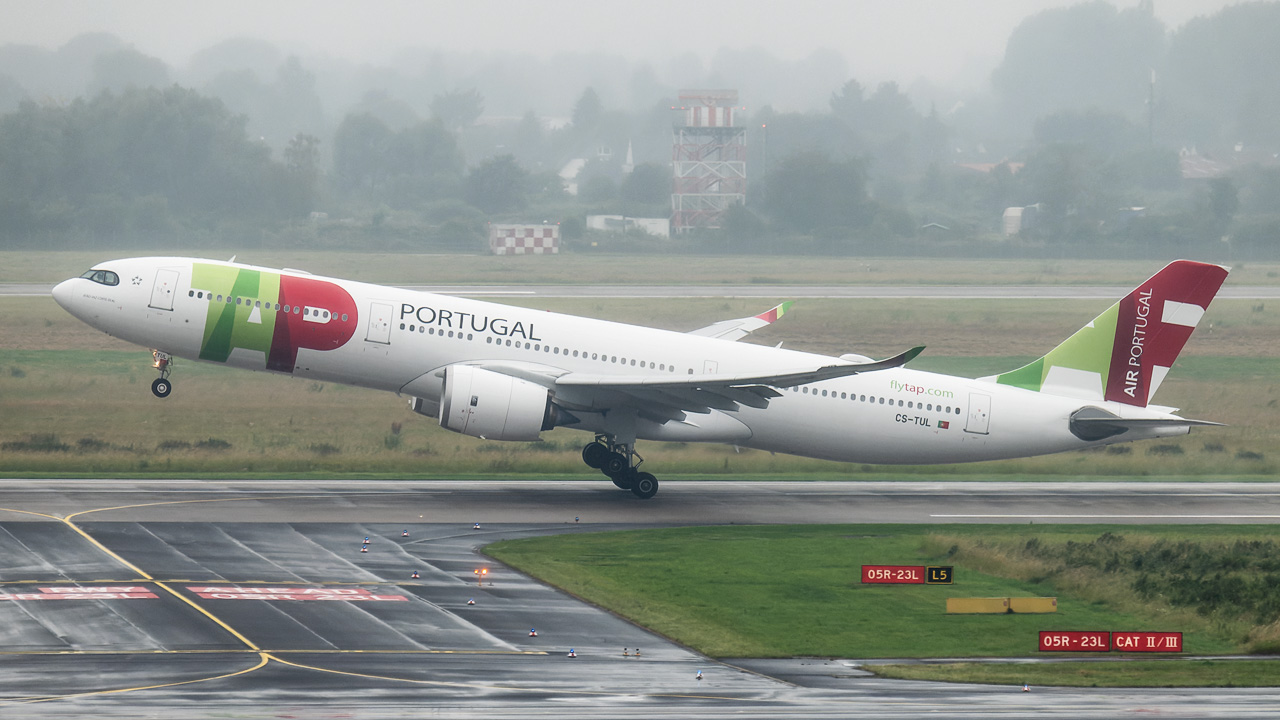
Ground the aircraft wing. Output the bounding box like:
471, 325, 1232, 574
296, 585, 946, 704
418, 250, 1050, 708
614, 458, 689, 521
552, 346, 923, 422
687, 301, 793, 341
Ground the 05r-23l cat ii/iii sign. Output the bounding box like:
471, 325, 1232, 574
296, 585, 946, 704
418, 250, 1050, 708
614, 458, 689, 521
53, 258, 1229, 499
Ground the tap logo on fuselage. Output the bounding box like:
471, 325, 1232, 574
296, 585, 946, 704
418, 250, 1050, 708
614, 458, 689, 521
191, 263, 357, 373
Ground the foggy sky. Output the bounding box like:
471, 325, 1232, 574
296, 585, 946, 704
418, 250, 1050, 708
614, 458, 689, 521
5, 0, 1236, 88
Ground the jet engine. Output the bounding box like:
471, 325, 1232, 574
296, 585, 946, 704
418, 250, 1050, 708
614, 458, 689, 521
439, 364, 572, 441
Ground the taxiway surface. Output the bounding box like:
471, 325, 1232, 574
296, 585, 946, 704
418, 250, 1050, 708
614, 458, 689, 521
1, 479, 1277, 718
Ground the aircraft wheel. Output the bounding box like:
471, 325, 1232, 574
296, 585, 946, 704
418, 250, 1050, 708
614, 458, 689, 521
630, 472, 658, 499
612, 474, 635, 490
151, 378, 172, 398
601, 452, 628, 477
582, 442, 609, 469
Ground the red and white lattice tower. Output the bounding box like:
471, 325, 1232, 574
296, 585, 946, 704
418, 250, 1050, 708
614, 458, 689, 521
671, 90, 746, 234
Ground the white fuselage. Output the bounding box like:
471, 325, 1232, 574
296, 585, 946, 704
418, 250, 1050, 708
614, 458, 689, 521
53, 257, 1188, 465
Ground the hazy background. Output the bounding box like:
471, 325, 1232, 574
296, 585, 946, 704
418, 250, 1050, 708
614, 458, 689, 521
5, 0, 1234, 93
0, 0, 1276, 260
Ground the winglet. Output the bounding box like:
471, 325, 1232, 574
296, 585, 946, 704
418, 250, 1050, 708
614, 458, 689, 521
858, 345, 924, 372
753, 301, 794, 324
688, 301, 796, 341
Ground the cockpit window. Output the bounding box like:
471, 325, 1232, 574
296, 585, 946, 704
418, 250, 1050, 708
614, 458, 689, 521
80, 269, 120, 286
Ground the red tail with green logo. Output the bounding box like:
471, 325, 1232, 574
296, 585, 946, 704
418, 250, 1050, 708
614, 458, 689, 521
989, 260, 1229, 407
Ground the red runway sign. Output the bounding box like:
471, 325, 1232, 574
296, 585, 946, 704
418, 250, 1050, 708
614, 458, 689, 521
187, 586, 408, 602
1112, 632, 1183, 652
862, 565, 924, 584
1039, 631, 1111, 652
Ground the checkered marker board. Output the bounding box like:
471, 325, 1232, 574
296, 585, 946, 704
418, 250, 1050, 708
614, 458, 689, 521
489, 225, 559, 255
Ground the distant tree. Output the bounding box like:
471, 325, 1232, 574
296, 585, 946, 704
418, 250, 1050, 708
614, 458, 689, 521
271, 57, 324, 141
1208, 177, 1239, 233
578, 174, 616, 204
387, 119, 464, 179
0, 85, 292, 245
281, 133, 321, 216
1165, 2, 1280, 147
430, 88, 484, 132
992, 2, 1166, 131
1236, 165, 1280, 214
352, 89, 420, 130
721, 202, 768, 242
87, 48, 170, 95
759, 152, 872, 233
1034, 109, 1143, 155
465, 154, 528, 213
333, 113, 393, 190
186, 38, 282, 86
828, 79, 866, 125
512, 110, 544, 163
0, 73, 27, 115
571, 87, 603, 134
1018, 143, 1109, 239
619, 163, 669, 205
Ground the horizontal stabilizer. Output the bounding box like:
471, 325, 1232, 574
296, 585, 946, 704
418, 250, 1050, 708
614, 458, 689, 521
1068, 406, 1222, 442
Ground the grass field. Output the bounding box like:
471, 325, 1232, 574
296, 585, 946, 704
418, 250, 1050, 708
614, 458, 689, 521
870, 660, 1280, 688
485, 524, 1280, 686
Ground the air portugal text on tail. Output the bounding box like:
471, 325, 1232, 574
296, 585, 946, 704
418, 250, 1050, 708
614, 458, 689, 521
52, 257, 1230, 499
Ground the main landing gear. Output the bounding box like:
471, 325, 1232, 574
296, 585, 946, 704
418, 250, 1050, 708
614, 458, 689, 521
150, 350, 173, 398
582, 437, 659, 499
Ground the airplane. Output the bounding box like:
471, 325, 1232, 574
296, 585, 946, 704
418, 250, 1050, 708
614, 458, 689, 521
52, 258, 1229, 499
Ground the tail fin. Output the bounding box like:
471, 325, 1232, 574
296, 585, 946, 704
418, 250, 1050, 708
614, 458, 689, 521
985, 260, 1229, 407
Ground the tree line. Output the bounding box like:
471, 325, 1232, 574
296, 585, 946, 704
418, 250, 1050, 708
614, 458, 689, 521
1, 3, 1280, 257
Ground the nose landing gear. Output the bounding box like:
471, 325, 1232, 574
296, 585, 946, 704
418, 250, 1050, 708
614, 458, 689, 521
150, 350, 173, 398
582, 436, 659, 499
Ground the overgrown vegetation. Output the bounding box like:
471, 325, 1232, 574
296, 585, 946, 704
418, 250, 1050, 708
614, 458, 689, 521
926, 532, 1280, 653
871, 660, 1280, 688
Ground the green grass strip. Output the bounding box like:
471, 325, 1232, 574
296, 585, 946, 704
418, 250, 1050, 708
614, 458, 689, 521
486, 525, 1276, 663
872, 659, 1280, 688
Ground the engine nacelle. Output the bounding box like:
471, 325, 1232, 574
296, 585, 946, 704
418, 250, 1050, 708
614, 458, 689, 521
439, 365, 556, 441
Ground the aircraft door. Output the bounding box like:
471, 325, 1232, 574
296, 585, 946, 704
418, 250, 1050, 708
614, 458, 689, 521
148, 269, 179, 311
965, 393, 991, 435
703, 360, 719, 374
365, 302, 393, 344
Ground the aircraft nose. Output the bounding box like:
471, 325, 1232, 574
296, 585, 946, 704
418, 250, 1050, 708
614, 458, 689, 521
51, 279, 75, 310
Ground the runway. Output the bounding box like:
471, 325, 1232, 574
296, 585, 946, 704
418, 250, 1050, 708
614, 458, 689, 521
1, 479, 1278, 718
5, 282, 1280, 299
